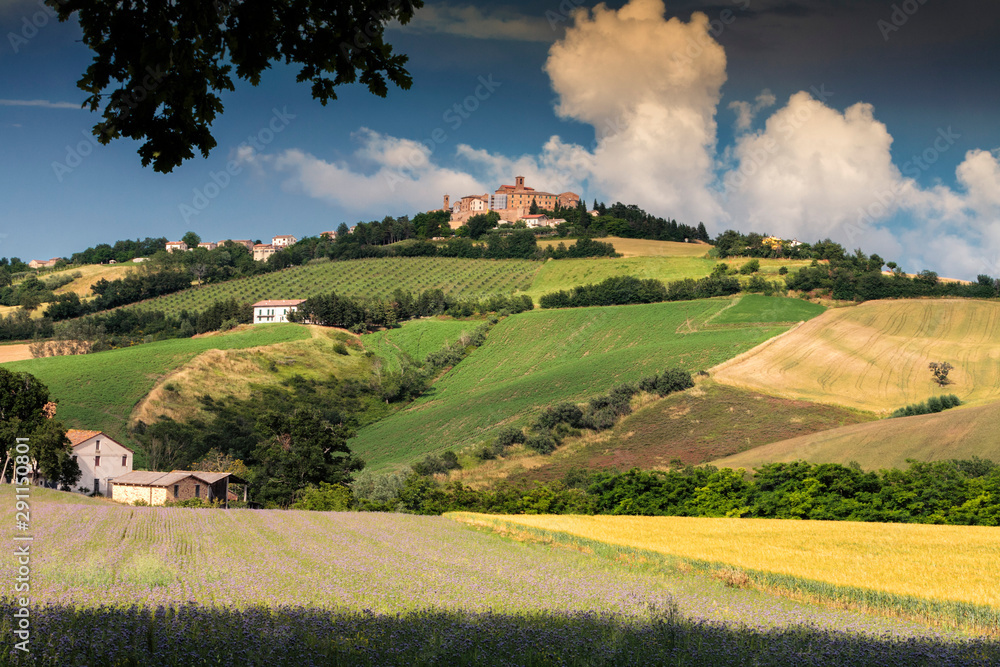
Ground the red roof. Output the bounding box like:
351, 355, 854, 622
66, 429, 101, 445
65, 429, 134, 452
522, 214, 547, 219
252, 299, 306, 307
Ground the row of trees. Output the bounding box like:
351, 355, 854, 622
291, 288, 533, 333
539, 274, 742, 309
786, 261, 999, 302
350, 458, 1000, 525
478, 370, 694, 460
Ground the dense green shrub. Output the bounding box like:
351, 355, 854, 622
890, 395, 961, 418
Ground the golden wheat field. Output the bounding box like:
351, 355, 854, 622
452, 514, 1000, 609
711, 299, 1000, 412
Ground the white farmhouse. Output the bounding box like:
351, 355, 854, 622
252, 299, 305, 323
67, 430, 133, 497
272, 235, 298, 247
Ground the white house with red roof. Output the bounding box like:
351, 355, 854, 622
252, 299, 306, 323
271, 234, 298, 247
66, 429, 133, 496
521, 214, 551, 228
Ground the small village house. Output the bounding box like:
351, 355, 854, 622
67, 429, 133, 497
521, 214, 551, 228
253, 244, 276, 261
165, 241, 188, 253
28, 258, 61, 269
272, 234, 298, 247
252, 299, 305, 323
111, 470, 247, 507
197, 241, 218, 251
320, 231, 337, 240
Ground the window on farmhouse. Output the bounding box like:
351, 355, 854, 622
195, 484, 200, 498
95, 440, 100, 452
174, 484, 179, 497
94, 456, 100, 467
122, 455, 127, 467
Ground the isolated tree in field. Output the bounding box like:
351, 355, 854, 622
47, 0, 423, 172
929, 361, 954, 387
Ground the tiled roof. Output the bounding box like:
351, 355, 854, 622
66, 429, 135, 452
114, 470, 248, 486
252, 299, 306, 307
66, 429, 102, 445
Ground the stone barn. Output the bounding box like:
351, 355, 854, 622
111, 471, 247, 507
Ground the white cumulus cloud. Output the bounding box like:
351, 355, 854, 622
544, 0, 728, 223
271, 128, 485, 214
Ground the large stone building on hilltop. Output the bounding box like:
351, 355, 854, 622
444, 176, 580, 227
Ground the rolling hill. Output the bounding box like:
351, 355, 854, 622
497, 382, 874, 484
350, 296, 823, 472
360, 317, 482, 374
712, 400, 1000, 471
712, 299, 1000, 413
3, 324, 311, 454
130, 326, 369, 429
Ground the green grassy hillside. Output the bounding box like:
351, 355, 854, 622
130, 326, 369, 429
361, 317, 481, 373
506, 382, 874, 484
126, 257, 540, 317
713, 299, 1000, 413
351, 296, 823, 471
521, 256, 813, 301
712, 400, 1000, 471
4, 324, 310, 448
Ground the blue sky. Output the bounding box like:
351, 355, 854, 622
1, 0, 999, 279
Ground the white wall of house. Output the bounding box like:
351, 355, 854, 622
72, 434, 133, 496
253, 305, 298, 323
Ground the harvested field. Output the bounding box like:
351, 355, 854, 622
712, 299, 1000, 412
713, 400, 1000, 471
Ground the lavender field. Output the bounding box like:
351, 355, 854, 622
2, 489, 998, 665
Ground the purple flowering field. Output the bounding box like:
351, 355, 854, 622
2, 491, 998, 665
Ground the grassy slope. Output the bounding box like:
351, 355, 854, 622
535, 237, 711, 257
713, 298, 1000, 413
50, 263, 137, 297
521, 256, 814, 301
130, 326, 369, 428
126, 257, 540, 317
712, 400, 1000, 471
505, 382, 873, 484
361, 317, 481, 373
351, 297, 815, 471
4, 324, 310, 447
